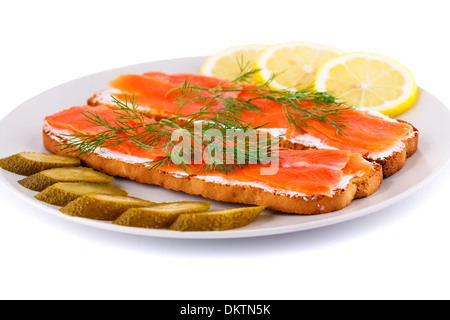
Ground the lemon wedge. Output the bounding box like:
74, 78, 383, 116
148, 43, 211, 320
200, 44, 269, 81
254, 41, 344, 90
314, 52, 418, 117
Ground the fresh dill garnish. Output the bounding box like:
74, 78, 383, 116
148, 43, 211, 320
62, 91, 279, 176
183, 68, 352, 134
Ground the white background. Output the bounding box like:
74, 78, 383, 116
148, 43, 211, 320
1, 0, 449, 300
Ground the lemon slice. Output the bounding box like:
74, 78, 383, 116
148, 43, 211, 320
200, 44, 269, 80
314, 52, 418, 117
254, 41, 344, 90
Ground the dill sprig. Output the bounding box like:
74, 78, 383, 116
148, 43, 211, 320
181, 67, 352, 135
246, 84, 352, 135
62, 90, 279, 176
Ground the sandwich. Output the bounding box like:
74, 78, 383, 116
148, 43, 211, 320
43, 105, 383, 215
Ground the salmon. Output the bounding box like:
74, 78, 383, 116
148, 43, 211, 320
45, 105, 167, 160
44, 105, 375, 197
98, 72, 415, 159
285, 108, 414, 157
108, 72, 237, 116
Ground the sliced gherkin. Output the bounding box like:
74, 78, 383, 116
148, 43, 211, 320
60, 194, 155, 220
0, 152, 80, 176
168, 206, 266, 231
113, 201, 212, 229
35, 182, 128, 207
18, 166, 114, 191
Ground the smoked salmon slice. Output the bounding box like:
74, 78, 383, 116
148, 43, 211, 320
44, 105, 375, 198
44, 105, 167, 160
106, 72, 238, 117
285, 108, 414, 158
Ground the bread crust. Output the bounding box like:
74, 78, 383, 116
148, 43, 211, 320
43, 130, 383, 215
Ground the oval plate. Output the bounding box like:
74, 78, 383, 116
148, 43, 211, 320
1, 56, 449, 239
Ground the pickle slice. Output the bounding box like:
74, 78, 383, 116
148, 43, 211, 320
113, 201, 212, 229
60, 194, 155, 220
168, 206, 266, 231
0, 152, 80, 176
35, 182, 128, 207
18, 166, 114, 191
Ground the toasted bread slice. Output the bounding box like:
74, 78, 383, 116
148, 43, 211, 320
43, 129, 382, 215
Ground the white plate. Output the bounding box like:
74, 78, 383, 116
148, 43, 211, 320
1, 56, 449, 239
